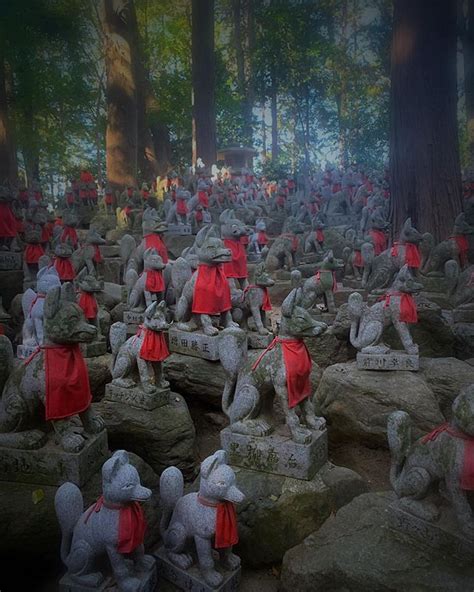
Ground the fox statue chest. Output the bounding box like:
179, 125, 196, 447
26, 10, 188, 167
74, 505, 121, 548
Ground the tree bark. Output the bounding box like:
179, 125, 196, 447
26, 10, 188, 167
464, 0, 474, 171
0, 56, 16, 184
390, 0, 462, 242
100, 0, 138, 191
192, 0, 216, 167
270, 72, 278, 161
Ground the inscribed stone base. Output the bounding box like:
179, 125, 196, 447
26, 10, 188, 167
16, 344, 38, 359
59, 563, 157, 592
357, 351, 419, 371
168, 328, 220, 361
247, 332, 273, 349
80, 340, 107, 358
220, 426, 328, 480
105, 383, 170, 410
388, 501, 474, 564
166, 224, 192, 236
453, 308, 474, 323
123, 310, 145, 325
0, 429, 108, 486
154, 547, 241, 592
0, 251, 22, 270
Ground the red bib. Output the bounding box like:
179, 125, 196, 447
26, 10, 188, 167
391, 242, 421, 268
257, 231, 268, 246
315, 270, 337, 292
243, 285, 272, 311
198, 190, 209, 208
223, 238, 248, 279
54, 257, 76, 281
24, 244, 45, 264
192, 264, 232, 315
354, 250, 363, 267
198, 497, 239, 549
452, 235, 469, 267
144, 269, 164, 293
78, 291, 98, 320
384, 291, 418, 323
144, 234, 168, 264
0, 202, 17, 238
282, 233, 299, 253
61, 226, 78, 248
369, 229, 387, 256
137, 326, 169, 362
92, 245, 103, 264
85, 496, 147, 554
315, 229, 324, 243
176, 198, 188, 215
42, 344, 92, 420
252, 337, 312, 408
422, 424, 474, 490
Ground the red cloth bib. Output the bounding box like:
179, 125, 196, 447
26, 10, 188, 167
54, 257, 76, 281
144, 269, 164, 293
315, 229, 324, 243
223, 238, 248, 279
384, 291, 418, 323
198, 190, 209, 208
61, 226, 78, 248
354, 250, 363, 267
0, 202, 17, 237
42, 344, 92, 420
196, 210, 203, 222
252, 337, 312, 408
192, 264, 232, 314
315, 270, 337, 292
105, 193, 113, 205
78, 291, 98, 320
243, 285, 272, 311
391, 242, 421, 268
422, 424, 474, 490
282, 233, 299, 253
144, 234, 168, 264
198, 497, 239, 549
452, 235, 469, 267
137, 326, 169, 362
176, 198, 188, 215
93, 245, 103, 264
24, 244, 45, 264
369, 229, 387, 256
85, 496, 147, 554
257, 231, 268, 245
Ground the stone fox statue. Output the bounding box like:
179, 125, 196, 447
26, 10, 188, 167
347, 265, 423, 355
0, 282, 104, 452
55, 450, 154, 592
126, 247, 166, 311
387, 385, 474, 538
297, 250, 344, 314
22, 266, 61, 346
160, 450, 245, 588
175, 225, 239, 336
233, 262, 274, 335
264, 217, 304, 271
218, 288, 327, 445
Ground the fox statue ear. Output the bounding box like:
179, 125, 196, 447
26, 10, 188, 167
201, 450, 227, 478
281, 287, 299, 318
219, 209, 230, 224
145, 301, 158, 318
157, 300, 167, 312
43, 286, 62, 319
103, 450, 129, 482
402, 218, 411, 232
61, 282, 76, 304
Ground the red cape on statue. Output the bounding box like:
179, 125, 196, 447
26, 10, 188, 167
198, 496, 239, 549
144, 233, 168, 264
257, 231, 269, 246
354, 250, 363, 267
192, 264, 232, 315
85, 496, 147, 554
198, 190, 209, 208
223, 238, 248, 279
61, 226, 78, 248
252, 337, 312, 408
452, 235, 469, 267
24, 244, 45, 264
383, 291, 418, 323
144, 269, 164, 293
54, 257, 76, 281
391, 242, 421, 268
78, 291, 98, 320
176, 198, 188, 215
422, 424, 474, 490
315, 229, 324, 243
243, 285, 272, 311
137, 325, 169, 362
369, 229, 387, 256
0, 202, 17, 238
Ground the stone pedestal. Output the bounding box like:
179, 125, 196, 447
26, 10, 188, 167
154, 547, 241, 592
388, 500, 474, 564
105, 383, 169, 411
166, 224, 192, 236
453, 308, 474, 323
220, 426, 328, 480
0, 251, 22, 270
16, 344, 38, 359
356, 351, 419, 371
168, 328, 220, 361
80, 340, 107, 358
123, 310, 145, 334
59, 562, 157, 592
247, 332, 273, 349
0, 430, 108, 486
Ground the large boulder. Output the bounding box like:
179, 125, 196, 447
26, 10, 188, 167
420, 357, 474, 416
95, 393, 196, 478
281, 491, 474, 592
235, 463, 367, 566
315, 362, 444, 446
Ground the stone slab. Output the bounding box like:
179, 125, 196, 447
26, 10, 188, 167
247, 332, 273, 349
453, 309, 474, 323
357, 351, 419, 371
99, 245, 120, 258
154, 547, 241, 592
0, 429, 108, 486
0, 251, 22, 270
123, 310, 145, 325
220, 426, 328, 480
166, 224, 192, 236
388, 501, 474, 564
80, 340, 107, 358
16, 344, 38, 360
168, 328, 220, 361
105, 383, 170, 410
59, 563, 157, 592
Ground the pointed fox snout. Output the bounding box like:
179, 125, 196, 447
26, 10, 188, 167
132, 485, 152, 502
224, 484, 245, 504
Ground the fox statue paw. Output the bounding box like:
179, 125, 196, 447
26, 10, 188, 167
136, 554, 155, 572
202, 568, 223, 588
203, 325, 219, 337
60, 432, 86, 453
221, 551, 241, 571
82, 411, 105, 434
120, 576, 142, 592
291, 426, 313, 445
306, 415, 326, 431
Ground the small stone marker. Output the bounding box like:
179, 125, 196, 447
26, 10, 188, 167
168, 327, 220, 361
357, 351, 419, 371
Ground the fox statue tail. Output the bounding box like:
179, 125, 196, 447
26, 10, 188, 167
387, 411, 412, 495
0, 335, 14, 394
217, 327, 248, 418
55, 482, 84, 565
159, 466, 184, 536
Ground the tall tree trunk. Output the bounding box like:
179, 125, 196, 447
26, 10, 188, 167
0, 56, 16, 183
390, 0, 462, 242
192, 0, 216, 167
464, 0, 474, 171
100, 0, 138, 191
261, 103, 267, 161
270, 73, 278, 161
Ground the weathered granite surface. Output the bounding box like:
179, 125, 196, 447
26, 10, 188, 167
356, 351, 419, 371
